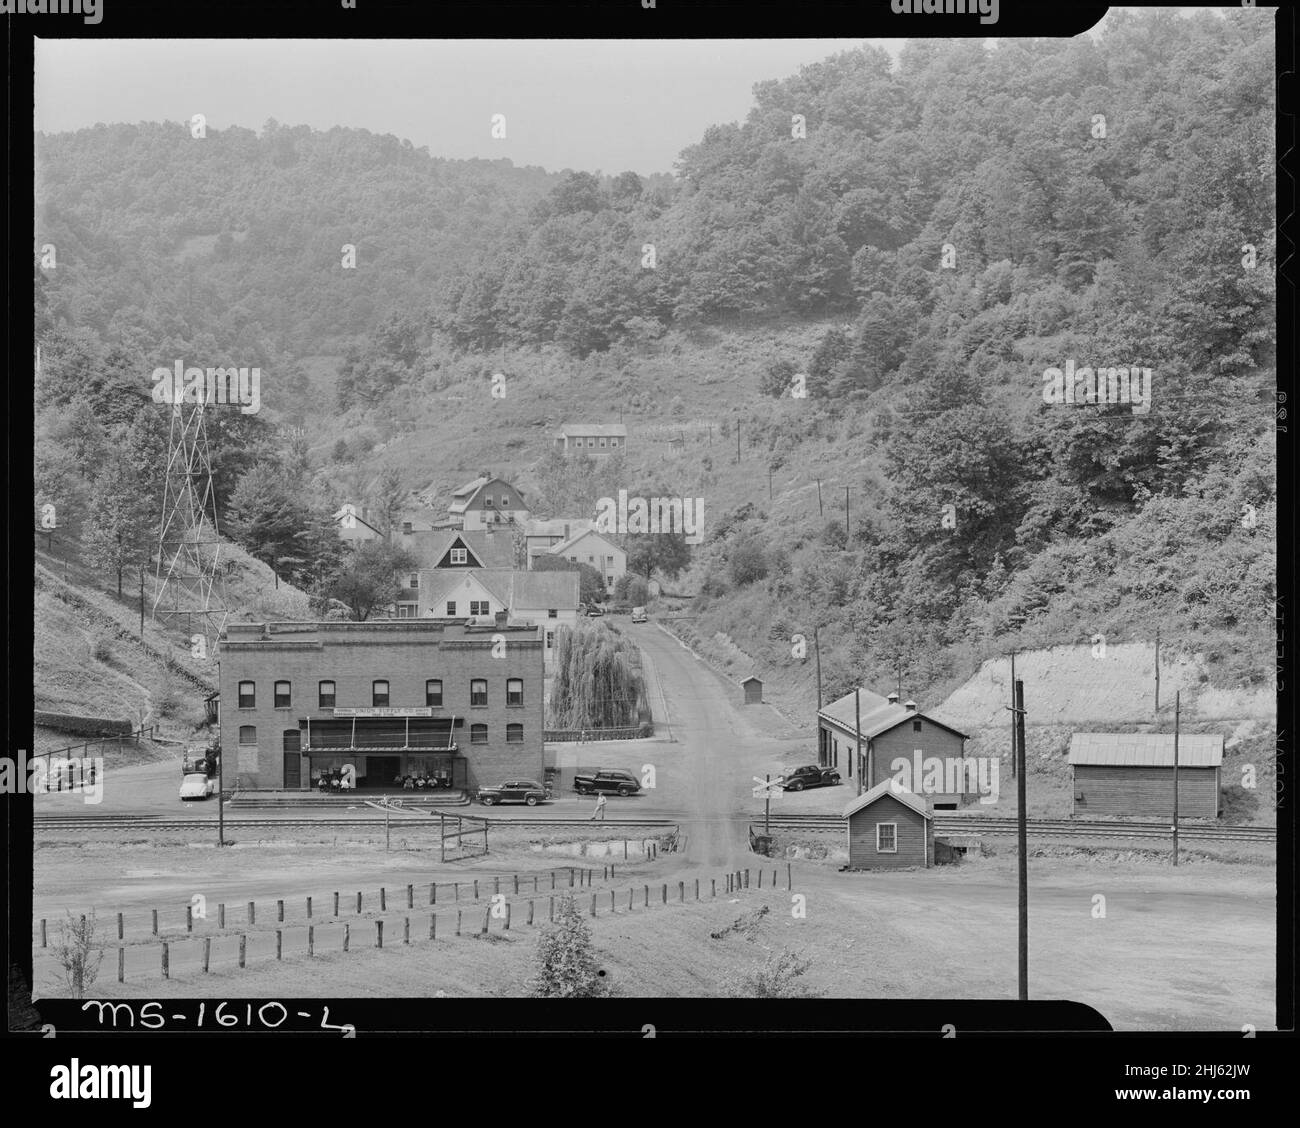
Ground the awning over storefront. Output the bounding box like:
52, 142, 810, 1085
303, 714, 461, 753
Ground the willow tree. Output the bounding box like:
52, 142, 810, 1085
548, 622, 644, 730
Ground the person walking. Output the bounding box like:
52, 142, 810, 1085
590, 792, 607, 821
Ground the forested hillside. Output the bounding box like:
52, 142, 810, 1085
34, 8, 1276, 716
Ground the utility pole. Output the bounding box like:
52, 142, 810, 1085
844, 487, 850, 545
816, 478, 823, 517
1172, 691, 1180, 866
1013, 678, 1028, 1000
139, 569, 145, 640
217, 658, 225, 848
1009, 651, 1017, 779
855, 688, 864, 795
813, 626, 822, 710
1154, 627, 1161, 713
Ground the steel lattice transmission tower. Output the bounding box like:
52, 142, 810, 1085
153, 396, 228, 650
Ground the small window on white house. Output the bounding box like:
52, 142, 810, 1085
877, 823, 897, 853
408, 574, 419, 589
446, 602, 456, 616
501, 495, 510, 507
484, 497, 494, 507
599, 437, 607, 448
610, 438, 619, 447
548, 609, 557, 618
450, 548, 467, 564
402, 522, 412, 535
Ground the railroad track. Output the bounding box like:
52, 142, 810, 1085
757, 814, 1275, 843
33, 815, 678, 833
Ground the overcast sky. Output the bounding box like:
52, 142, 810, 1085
34, 38, 915, 175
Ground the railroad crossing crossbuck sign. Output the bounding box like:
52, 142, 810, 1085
753, 776, 785, 800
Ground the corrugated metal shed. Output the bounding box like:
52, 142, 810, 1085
1068, 732, 1224, 768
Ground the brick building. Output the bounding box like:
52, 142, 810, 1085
218, 619, 544, 791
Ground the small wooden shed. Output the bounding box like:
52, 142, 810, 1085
741, 676, 763, 705
842, 780, 933, 869
1069, 732, 1223, 818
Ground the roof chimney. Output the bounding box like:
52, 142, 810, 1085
903, 699, 917, 713
887, 691, 900, 705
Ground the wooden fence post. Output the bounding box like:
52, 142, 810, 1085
118, 947, 124, 982
551, 871, 556, 891
679, 881, 685, 903
407, 884, 414, 909
219, 903, 225, 928
534, 876, 539, 893
248, 902, 255, 926
624, 840, 628, 860
513, 874, 519, 895
376, 921, 384, 948
308, 927, 314, 957
644, 885, 649, 908
712, 879, 717, 898
430, 884, 436, 905
474, 880, 479, 900
187, 906, 195, 933
117, 912, 123, 940
505, 903, 512, 931
239, 934, 247, 967
610, 889, 616, 912
333, 892, 339, 916
430, 914, 437, 941
456, 910, 462, 937
40, 920, 46, 948
695, 879, 700, 901
161, 943, 169, 979
590, 893, 597, 917
481, 907, 490, 935
744, 869, 750, 889
307, 896, 313, 918
454, 883, 460, 902
549, 896, 554, 922
788, 862, 792, 889
662, 883, 668, 904
276, 930, 282, 960
343, 923, 350, 952
356, 892, 362, 914
569, 869, 575, 888
404, 917, 410, 945
152, 909, 158, 935
629, 888, 634, 911
380, 887, 387, 911
203, 937, 210, 972
758, 870, 763, 889
277, 899, 285, 922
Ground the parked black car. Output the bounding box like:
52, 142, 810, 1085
574, 769, 641, 796
478, 780, 548, 806
780, 765, 841, 791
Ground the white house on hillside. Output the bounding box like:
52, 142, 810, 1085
549, 528, 626, 597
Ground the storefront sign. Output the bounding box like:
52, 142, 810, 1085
332, 707, 434, 718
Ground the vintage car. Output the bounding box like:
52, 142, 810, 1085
179, 772, 217, 801
779, 765, 842, 791
630, 606, 648, 623
573, 769, 641, 797
477, 779, 548, 806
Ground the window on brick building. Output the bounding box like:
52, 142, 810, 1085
506, 678, 523, 706
426, 680, 443, 707
470, 679, 487, 707
274, 681, 291, 708
238, 682, 256, 708
238, 725, 257, 745
470, 724, 488, 744
319, 681, 336, 709
372, 680, 390, 707
507, 723, 524, 743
